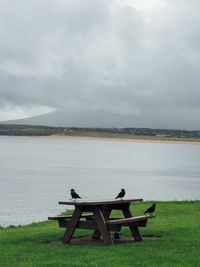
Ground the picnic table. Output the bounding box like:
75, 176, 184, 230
48, 198, 155, 246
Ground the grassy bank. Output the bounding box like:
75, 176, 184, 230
1, 201, 200, 267
1, 124, 200, 143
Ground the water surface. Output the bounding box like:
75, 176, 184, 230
0, 136, 199, 227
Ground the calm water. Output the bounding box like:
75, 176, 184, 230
0, 136, 199, 227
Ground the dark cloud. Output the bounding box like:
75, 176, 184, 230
0, 0, 200, 129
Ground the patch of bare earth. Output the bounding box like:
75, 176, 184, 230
48, 236, 160, 246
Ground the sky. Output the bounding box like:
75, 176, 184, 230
0, 0, 200, 129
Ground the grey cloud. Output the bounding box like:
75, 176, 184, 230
0, 0, 200, 129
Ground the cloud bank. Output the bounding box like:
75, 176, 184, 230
0, 0, 200, 129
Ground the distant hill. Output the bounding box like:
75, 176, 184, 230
1, 109, 154, 128
1, 108, 199, 130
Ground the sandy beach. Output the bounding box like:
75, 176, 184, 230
42, 134, 200, 145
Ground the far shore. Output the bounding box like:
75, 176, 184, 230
40, 134, 200, 145
1, 134, 200, 144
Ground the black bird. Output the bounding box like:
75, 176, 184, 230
115, 188, 125, 199
114, 232, 120, 242
70, 188, 81, 200
144, 203, 156, 214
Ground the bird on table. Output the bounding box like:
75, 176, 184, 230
115, 188, 125, 199
70, 188, 81, 200
144, 203, 156, 214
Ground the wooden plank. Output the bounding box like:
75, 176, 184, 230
48, 214, 93, 220
92, 207, 112, 239
103, 203, 130, 210
107, 219, 147, 227
125, 220, 147, 227
62, 206, 83, 244
122, 207, 143, 241
93, 207, 114, 246
58, 198, 143, 206
132, 226, 143, 241
107, 215, 155, 225
99, 217, 148, 227
58, 219, 121, 232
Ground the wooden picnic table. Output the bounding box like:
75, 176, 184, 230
48, 198, 155, 246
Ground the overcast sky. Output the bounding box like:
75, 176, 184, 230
0, 0, 200, 129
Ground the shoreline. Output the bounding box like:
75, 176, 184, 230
1, 134, 200, 144
42, 134, 200, 145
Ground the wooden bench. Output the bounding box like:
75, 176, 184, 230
49, 199, 155, 245
107, 215, 155, 241
48, 214, 155, 241
48, 214, 121, 232
107, 215, 155, 226
48, 214, 94, 220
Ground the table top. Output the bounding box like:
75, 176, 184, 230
59, 198, 143, 206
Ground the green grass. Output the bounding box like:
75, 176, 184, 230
1, 201, 200, 267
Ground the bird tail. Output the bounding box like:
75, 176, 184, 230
144, 211, 147, 214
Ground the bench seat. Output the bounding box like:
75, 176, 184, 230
48, 214, 93, 220
107, 215, 155, 225
48, 215, 121, 232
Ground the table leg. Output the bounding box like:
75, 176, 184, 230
92, 208, 112, 240
62, 206, 83, 244
93, 207, 114, 245
122, 206, 142, 241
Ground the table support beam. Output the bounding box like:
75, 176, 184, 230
62, 206, 83, 244
92, 207, 112, 240
93, 207, 114, 245
122, 207, 142, 241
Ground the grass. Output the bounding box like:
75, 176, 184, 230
0, 201, 200, 267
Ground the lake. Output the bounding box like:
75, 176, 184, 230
0, 136, 199, 227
